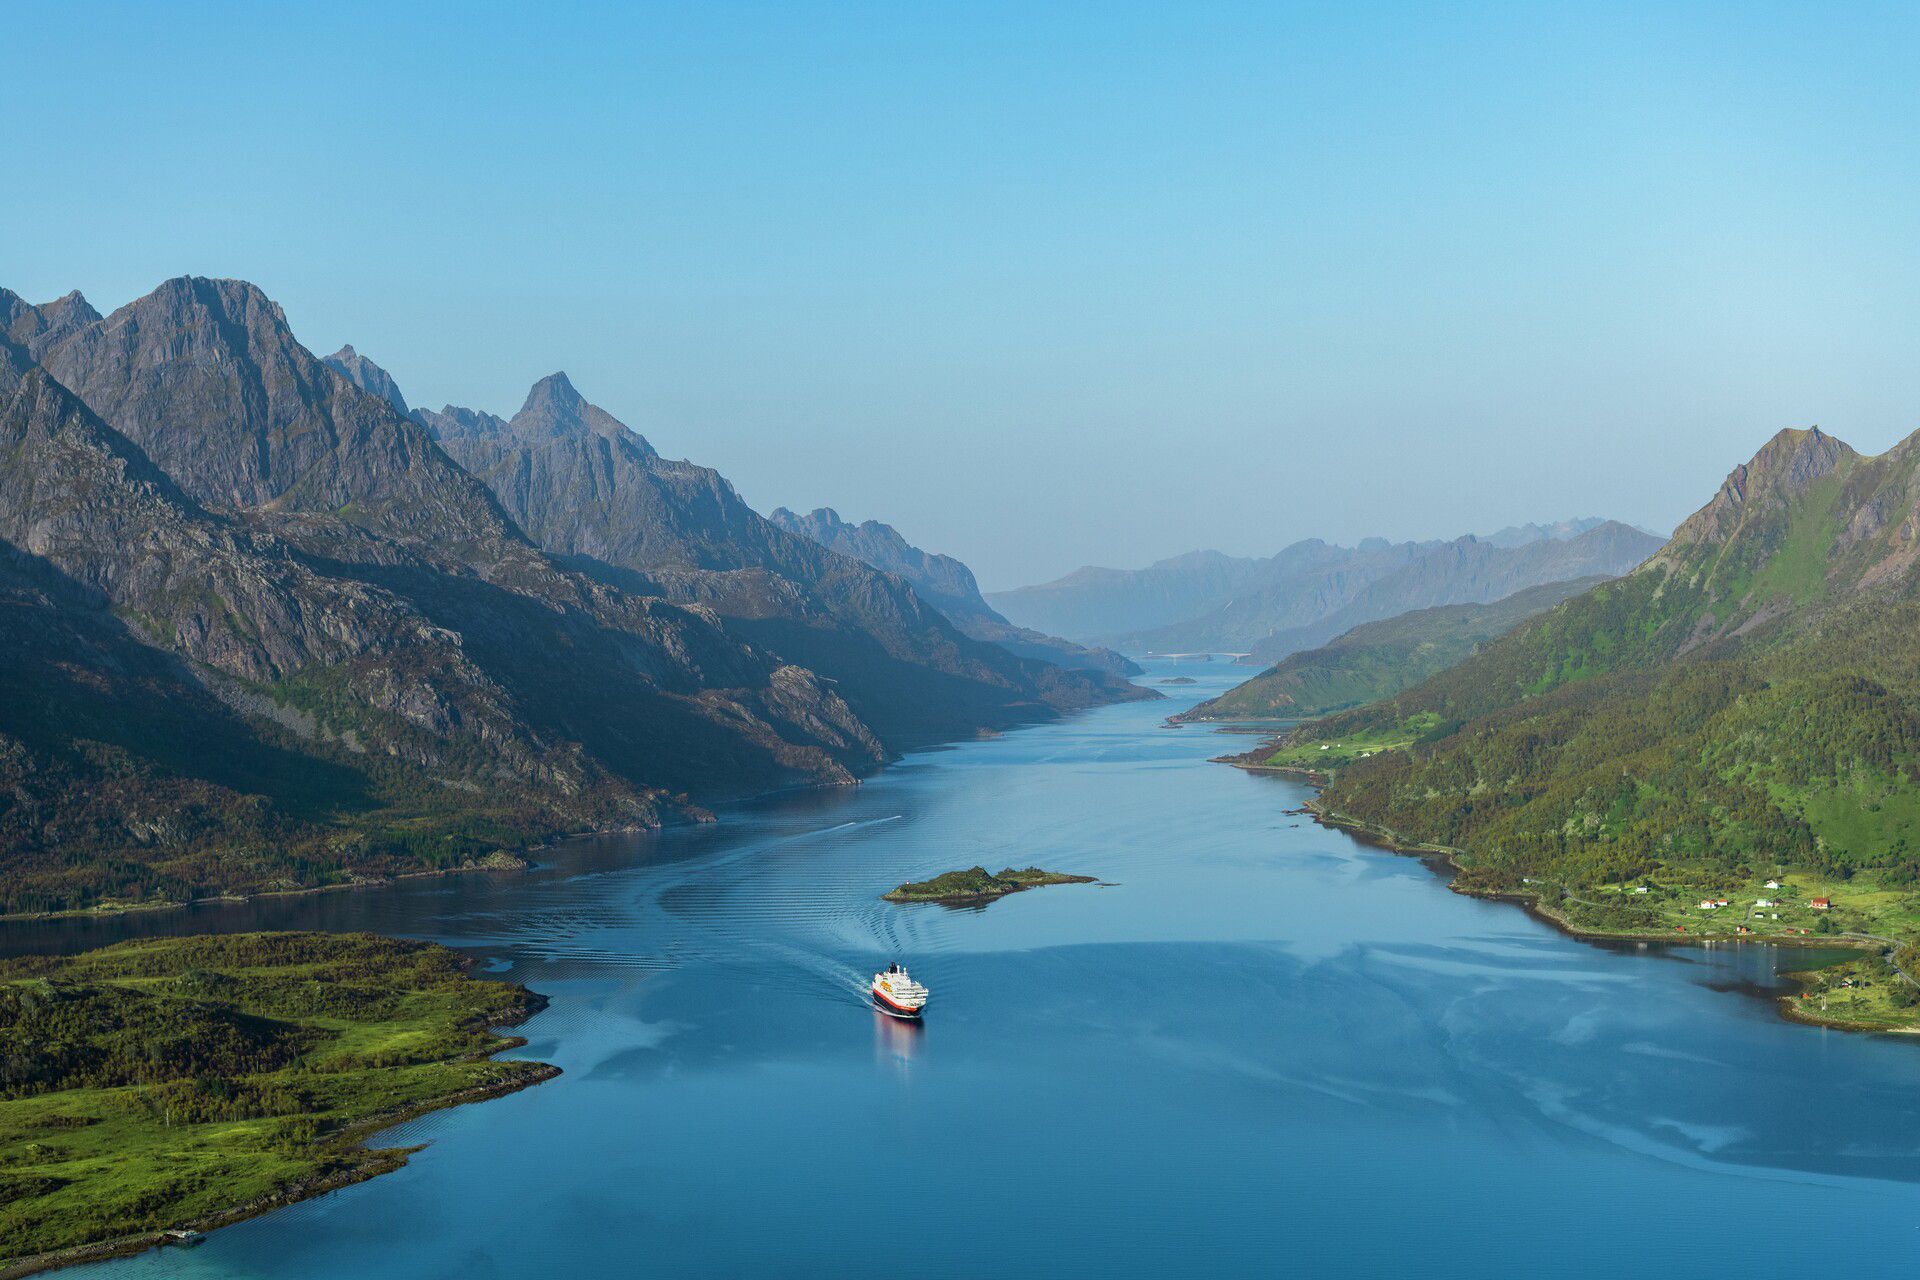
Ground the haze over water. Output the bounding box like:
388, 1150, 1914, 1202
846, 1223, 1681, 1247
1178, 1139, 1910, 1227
22, 659, 1920, 1278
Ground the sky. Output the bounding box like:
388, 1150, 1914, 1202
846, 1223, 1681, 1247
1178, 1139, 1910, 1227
7, 2, 1920, 590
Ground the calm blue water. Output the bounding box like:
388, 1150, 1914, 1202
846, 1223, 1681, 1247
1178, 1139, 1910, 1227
19, 657, 1920, 1277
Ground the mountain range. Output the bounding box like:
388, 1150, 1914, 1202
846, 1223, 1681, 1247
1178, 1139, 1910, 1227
1176, 577, 1608, 722
0, 277, 1142, 914
333, 353, 1150, 744
1282, 426, 1920, 911
766, 507, 1139, 677
987, 520, 1664, 660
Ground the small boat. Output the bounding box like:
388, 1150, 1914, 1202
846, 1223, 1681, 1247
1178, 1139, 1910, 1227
871, 962, 929, 1019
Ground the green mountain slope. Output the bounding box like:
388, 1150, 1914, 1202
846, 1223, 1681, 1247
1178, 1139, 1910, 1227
1177, 577, 1605, 722
1265, 427, 1920, 948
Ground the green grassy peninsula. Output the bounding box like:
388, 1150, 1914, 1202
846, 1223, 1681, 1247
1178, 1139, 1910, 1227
884, 866, 1097, 904
0, 932, 557, 1274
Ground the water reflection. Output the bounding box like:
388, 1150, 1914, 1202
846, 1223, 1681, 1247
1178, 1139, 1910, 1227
872, 1008, 925, 1070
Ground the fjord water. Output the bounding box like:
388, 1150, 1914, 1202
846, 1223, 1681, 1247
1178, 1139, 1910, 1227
24, 659, 1920, 1277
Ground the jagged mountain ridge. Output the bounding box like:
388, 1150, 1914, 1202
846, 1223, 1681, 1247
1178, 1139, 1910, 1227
1235, 521, 1663, 662
353, 357, 1151, 742
766, 506, 1140, 678
988, 523, 1659, 659
0, 330, 663, 910
0, 278, 991, 911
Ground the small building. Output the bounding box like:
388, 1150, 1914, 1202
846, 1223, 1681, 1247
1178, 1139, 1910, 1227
1810, 897, 1832, 910
1765, 880, 1782, 890
1755, 899, 1776, 908
1699, 900, 1721, 910
1632, 886, 1650, 894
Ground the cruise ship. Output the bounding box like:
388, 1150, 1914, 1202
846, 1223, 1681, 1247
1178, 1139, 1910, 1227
871, 963, 929, 1019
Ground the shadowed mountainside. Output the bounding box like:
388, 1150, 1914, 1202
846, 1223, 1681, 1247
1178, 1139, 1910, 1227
0, 277, 1130, 912
767, 506, 1140, 678
376, 363, 1151, 741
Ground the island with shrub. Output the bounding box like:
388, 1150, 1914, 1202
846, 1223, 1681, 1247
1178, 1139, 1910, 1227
883, 866, 1098, 905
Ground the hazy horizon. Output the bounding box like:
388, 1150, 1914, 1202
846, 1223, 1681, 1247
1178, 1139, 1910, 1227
9, 3, 1920, 589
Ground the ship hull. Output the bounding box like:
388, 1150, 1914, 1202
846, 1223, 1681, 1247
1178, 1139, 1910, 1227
871, 988, 926, 1019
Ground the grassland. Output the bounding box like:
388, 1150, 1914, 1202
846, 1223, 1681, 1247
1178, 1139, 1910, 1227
0, 932, 557, 1274
883, 866, 1097, 904
1246, 713, 1442, 773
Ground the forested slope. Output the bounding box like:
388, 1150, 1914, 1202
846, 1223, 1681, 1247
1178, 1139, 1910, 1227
1263, 428, 1920, 943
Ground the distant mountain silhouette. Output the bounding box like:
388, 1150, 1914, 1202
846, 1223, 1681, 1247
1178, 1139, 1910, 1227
989, 523, 1662, 660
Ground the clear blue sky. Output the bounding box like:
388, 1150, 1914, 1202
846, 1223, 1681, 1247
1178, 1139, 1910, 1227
7, 2, 1919, 589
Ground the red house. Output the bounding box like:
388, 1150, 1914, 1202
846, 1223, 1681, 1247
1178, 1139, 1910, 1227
1809, 897, 1832, 910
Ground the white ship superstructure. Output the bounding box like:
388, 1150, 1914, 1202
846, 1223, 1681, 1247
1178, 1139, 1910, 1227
871, 963, 929, 1018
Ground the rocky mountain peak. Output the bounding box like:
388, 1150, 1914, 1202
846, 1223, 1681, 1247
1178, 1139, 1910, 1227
1667, 426, 1857, 552
506, 372, 656, 455
2, 288, 103, 347
39, 289, 100, 327
323, 343, 410, 415
19, 276, 528, 549
519, 371, 585, 421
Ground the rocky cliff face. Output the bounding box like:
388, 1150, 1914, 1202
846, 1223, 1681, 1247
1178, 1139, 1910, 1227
768, 506, 1141, 677
401, 365, 1151, 739
0, 280, 915, 911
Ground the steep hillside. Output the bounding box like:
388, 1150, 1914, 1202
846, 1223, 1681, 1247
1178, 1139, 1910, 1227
767, 506, 1140, 677
385, 363, 1149, 741
1268, 428, 1920, 944
0, 281, 922, 912
1178, 577, 1605, 722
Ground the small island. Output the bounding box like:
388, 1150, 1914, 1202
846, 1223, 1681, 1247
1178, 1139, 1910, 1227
1159, 676, 1198, 685
883, 866, 1097, 905
0, 932, 557, 1275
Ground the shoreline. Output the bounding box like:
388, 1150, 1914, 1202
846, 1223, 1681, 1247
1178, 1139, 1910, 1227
1, 1059, 562, 1280
0, 692, 1163, 927
0, 963, 562, 1280
1227, 756, 1910, 1036
883, 873, 1099, 906
0, 852, 541, 925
